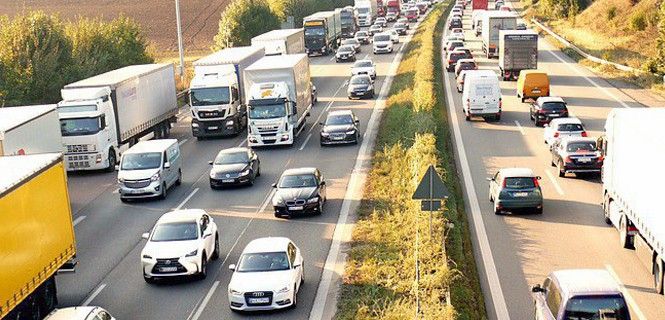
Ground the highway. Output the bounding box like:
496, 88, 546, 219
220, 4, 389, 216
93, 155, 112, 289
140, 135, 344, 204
55, 14, 423, 320
443, 2, 664, 319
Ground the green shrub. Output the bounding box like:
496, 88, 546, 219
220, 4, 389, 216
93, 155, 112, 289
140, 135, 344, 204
607, 6, 617, 20
213, 0, 281, 49
630, 11, 647, 31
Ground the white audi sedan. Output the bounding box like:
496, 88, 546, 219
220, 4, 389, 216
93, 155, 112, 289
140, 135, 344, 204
227, 237, 304, 311
141, 209, 219, 283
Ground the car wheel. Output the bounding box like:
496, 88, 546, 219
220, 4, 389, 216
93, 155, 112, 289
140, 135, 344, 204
211, 234, 220, 260
199, 254, 208, 280
159, 183, 167, 200
143, 273, 155, 284
558, 162, 565, 177
534, 206, 543, 215
291, 284, 298, 309
175, 169, 182, 186
256, 164, 261, 177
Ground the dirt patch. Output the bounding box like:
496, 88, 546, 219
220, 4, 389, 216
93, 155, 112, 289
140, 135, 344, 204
0, 0, 230, 53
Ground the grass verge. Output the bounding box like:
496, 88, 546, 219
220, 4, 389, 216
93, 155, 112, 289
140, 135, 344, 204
335, 3, 486, 319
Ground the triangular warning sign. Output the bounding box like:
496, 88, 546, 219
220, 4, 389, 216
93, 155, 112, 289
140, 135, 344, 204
412, 165, 450, 200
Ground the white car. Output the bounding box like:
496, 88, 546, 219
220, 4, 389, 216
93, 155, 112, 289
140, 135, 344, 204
141, 209, 219, 283
375, 17, 388, 27
373, 33, 394, 54
44, 307, 115, 320
228, 237, 304, 311
387, 30, 400, 43
351, 59, 377, 79
543, 117, 587, 146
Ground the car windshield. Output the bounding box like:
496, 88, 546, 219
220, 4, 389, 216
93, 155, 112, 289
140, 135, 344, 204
121, 152, 162, 170
460, 63, 476, 69
354, 61, 373, 68
562, 295, 629, 320
343, 39, 358, 45
279, 174, 318, 188
375, 35, 390, 42
236, 252, 290, 272
326, 114, 354, 125
567, 141, 597, 152
450, 53, 465, 60
503, 177, 535, 189
351, 76, 371, 85
558, 123, 584, 131
339, 46, 353, 52
214, 151, 249, 165
395, 23, 405, 28
151, 222, 198, 241
190, 87, 230, 106
371, 26, 381, 30
356, 32, 368, 37
542, 102, 567, 111
249, 103, 287, 119
60, 117, 102, 136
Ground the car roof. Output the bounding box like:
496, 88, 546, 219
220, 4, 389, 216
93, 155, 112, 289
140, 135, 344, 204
550, 117, 582, 125
282, 167, 318, 176
125, 139, 178, 154
551, 269, 622, 296
328, 109, 354, 117
452, 47, 470, 52
536, 96, 565, 104
499, 167, 536, 178
218, 147, 250, 154
157, 209, 206, 224
243, 237, 292, 253
354, 59, 373, 65
339, 45, 354, 49
45, 307, 99, 320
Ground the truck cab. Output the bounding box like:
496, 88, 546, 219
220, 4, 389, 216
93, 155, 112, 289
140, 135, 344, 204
304, 18, 331, 55
247, 83, 300, 146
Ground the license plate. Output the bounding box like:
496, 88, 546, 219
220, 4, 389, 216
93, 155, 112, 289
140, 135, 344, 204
290, 206, 304, 210
222, 179, 234, 183
249, 297, 270, 304
160, 267, 177, 272
513, 192, 528, 197
550, 113, 559, 117
127, 189, 142, 194
532, 89, 541, 93
578, 158, 592, 163
333, 135, 345, 140
208, 126, 219, 130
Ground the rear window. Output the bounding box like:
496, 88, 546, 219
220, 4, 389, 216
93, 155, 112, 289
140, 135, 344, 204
542, 102, 567, 111
450, 52, 466, 60
557, 123, 583, 131
566, 141, 597, 152
503, 177, 535, 189
563, 295, 629, 320
527, 73, 549, 82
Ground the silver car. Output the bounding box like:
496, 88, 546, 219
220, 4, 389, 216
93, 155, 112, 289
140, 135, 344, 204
488, 168, 543, 214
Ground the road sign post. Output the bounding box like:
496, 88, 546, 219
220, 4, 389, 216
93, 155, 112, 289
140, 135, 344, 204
412, 164, 450, 237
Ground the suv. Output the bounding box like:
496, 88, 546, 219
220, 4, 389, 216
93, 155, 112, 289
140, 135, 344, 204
488, 167, 543, 214
272, 168, 327, 218
336, 45, 356, 62
529, 97, 569, 126
550, 137, 603, 178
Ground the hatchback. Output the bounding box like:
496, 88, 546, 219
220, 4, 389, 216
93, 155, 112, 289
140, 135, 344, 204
488, 168, 543, 214
544, 117, 587, 146
550, 137, 603, 178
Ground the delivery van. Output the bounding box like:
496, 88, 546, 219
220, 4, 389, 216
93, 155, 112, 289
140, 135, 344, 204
462, 70, 502, 122
517, 70, 550, 102
117, 139, 182, 201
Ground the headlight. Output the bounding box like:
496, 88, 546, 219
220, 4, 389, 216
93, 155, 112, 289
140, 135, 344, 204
142, 254, 152, 259
226, 120, 234, 126
307, 196, 320, 204
118, 177, 125, 183
321, 132, 330, 137
273, 196, 284, 205
346, 130, 356, 135
230, 289, 243, 296
185, 249, 198, 257
240, 169, 251, 176
192, 123, 199, 128
276, 286, 290, 293
150, 172, 160, 182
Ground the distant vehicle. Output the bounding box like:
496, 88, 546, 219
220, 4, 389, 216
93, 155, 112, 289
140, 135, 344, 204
355, 31, 371, 44
451, 27, 464, 34
452, 47, 473, 58
416, 1, 428, 13
387, 30, 400, 43
375, 17, 388, 27
532, 269, 630, 319
475, 22, 482, 36
336, 45, 357, 62
462, 70, 502, 121
455, 59, 478, 77
456, 70, 468, 92
320, 110, 361, 146
251, 29, 305, 55
499, 30, 538, 80
141, 209, 219, 283
355, 0, 377, 27
351, 59, 377, 79
303, 11, 342, 56
227, 238, 304, 311
272, 168, 327, 218
529, 96, 568, 126
516, 22, 527, 30
444, 35, 463, 46
208, 147, 260, 188
397, 17, 410, 28
499, 5, 511, 11
341, 38, 361, 52
494, 0, 505, 10
517, 70, 550, 102
543, 117, 587, 146
446, 51, 468, 72
449, 17, 463, 30
453, 5, 463, 11
488, 167, 543, 214
0, 104, 62, 156
118, 139, 182, 202
451, 8, 463, 16
368, 24, 383, 36
348, 74, 375, 99
406, 8, 419, 22
386, 11, 398, 21
44, 307, 115, 320
394, 22, 408, 35
373, 33, 394, 54
340, 6, 358, 38
451, 30, 465, 41
445, 40, 465, 53
482, 11, 517, 58
550, 137, 603, 178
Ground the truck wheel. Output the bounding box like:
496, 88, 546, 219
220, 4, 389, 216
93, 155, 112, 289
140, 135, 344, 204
163, 123, 171, 138
619, 216, 634, 249
42, 278, 57, 312
105, 150, 116, 173
654, 258, 664, 294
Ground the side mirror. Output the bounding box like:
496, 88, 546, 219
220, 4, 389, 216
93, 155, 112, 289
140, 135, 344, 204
536, 176, 542, 180
272, 183, 278, 188
228, 264, 236, 271
204, 230, 213, 238
142, 233, 150, 240
164, 162, 171, 169
355, 119, 360, 124
543, 123, 549, 127
320, 181, 326, 186
486, 177, 494, 181
208, 160, 214, 165
114, 165, 120, 171
531, 284, 544, 293
293, 262, 302, 268
319, 122, 324, 125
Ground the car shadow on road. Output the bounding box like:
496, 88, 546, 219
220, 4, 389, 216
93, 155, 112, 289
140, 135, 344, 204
508, 198, 611, 229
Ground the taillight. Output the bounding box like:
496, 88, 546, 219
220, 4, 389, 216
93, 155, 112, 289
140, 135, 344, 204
565, 156, 572, 163
532, 177, 539, 188
597, 155, 605, 162
554, 132, 559, 138
581, 131, 588, 137
502, 179, 507, 187
448, 59, 453, 63
538, 109, 547, 114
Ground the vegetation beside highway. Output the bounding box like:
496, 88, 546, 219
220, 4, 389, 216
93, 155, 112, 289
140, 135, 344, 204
337, 3, 485, 319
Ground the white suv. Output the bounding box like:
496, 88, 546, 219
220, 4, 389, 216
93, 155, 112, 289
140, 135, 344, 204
373, 33, 394, 54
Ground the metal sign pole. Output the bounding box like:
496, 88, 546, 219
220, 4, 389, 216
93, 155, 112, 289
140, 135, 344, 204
429, 166, 433, 238
174, 0, 185, 77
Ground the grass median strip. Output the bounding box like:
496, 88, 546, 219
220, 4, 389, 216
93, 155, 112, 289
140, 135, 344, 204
336, 3, 485, 319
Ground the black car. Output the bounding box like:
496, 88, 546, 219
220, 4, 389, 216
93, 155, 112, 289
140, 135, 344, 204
272, 167, 327, 218
347, 74, 375, 99
529, 97, 569, 126
208, 147, 260, 188
448, 18, 462, 30
336, 45, 356, 62
320, 110, 360, 146
393, 23, 408, 35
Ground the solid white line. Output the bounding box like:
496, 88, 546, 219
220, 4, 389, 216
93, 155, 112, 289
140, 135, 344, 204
190, 281, 220, 320
514, 120, 526, 135
237, 139, 247, 147
545, 170, 565, 196
178, 138, 188, 146
329, 55, 336, 62
307, 85, 345, 135
605, 265, 647, 320
82, 283, 106, 306
299, 133, 313, 151
363, 53, 369, 60
176, 188, 199, 210
73, 215, 87, 227
259, 189, 276, 213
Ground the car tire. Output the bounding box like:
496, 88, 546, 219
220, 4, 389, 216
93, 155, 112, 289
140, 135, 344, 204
256, 164, 261, 177
198, 254, 208, 280
143, 273, 156, 284
159, 183, 167, 200
493, 202, 501, 215
290, 284, 298, 309
175, 169, 182, 186
465, 111, 470, 121
211, 234, 220, 260
558, 162, 565, 177
534, 207, 543, 215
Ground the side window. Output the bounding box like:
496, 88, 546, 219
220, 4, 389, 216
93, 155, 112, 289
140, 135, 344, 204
545, 281, 562, 315
287, 243, 296, 265
172, 145, 179, 162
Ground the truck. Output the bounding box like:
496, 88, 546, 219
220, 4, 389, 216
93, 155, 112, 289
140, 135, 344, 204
1, 153, 77, 320
498, 30, 538, 80
377, 0, 386, 17
340, 6, 358, 38
251, 29, 305, 56
473, 0, 488, 10
386, 0, 400, 18
601, 108, 665, 295
243, 54, 312, 147
57, 64, 178, 172
303, 11, 342, 56
0, 104, 62, 156
482, 11, 517, 59
355, 0, 377, 27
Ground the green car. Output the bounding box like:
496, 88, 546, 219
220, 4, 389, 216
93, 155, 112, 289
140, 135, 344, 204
488, 168, 543, 214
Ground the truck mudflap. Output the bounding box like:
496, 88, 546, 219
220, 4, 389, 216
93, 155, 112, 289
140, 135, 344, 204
192, 114, 245, 138
500, 69, 520, 81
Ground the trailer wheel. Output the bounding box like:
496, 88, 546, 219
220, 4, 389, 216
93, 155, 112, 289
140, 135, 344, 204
654, 257, 664, 294
105, 150, 117, 173
42, 278, 57, 312
619, 216, 634, 249
163, 122, 171, 138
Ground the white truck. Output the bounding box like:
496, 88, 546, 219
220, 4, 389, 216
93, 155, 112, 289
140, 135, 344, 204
0, 104, 62, 156
57, 64, 178, 172
244, 54, 312, 147
601, 108, 665, 295
251, 29, 305, 56
482, 11, 517, 59
355, 0, 376, 27
190, 46, 264, 139
498, 30, 538, 81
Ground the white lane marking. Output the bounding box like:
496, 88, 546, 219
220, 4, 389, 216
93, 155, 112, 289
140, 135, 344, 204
545, 170, 565, 196
306, 85, 345, 135
330, 55, 336, 62
237, 139, 247, 147
341, 79, 349, 88
299, 133, 313, 151
82, 283, 106, 306
514, 120, 526, 135
178, 139, 188, 146
113, 189, 119, 194
259, 189, 276, 213
73, 215, 87, 226
363, 53, 369, 60
605, 265, 647, 320
190, 281, 220, 320
176, 188, 199, 210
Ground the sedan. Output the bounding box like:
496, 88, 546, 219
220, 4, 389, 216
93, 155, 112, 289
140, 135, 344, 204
208, 147, 260, 188
397, 17, 410, 29
544, 117, 587, 146
455, 59, 477, 77
551, 137, 603, 178
347, 74, 375, 99
341, 38, 361, 52
44, 307, 115, 320
394, 22, 408, 35
141, 209, 219, 283
272, 167, 327, 218
320, 110, 361, 146
355, 31, 370, 44
375, 17, 388, 27
351, 59, 377, 79
387, 30, 400, 43
368, 24, 383, 36
488, 168, 543, 214
335, 45, 357, 62
227, 237, 304, 311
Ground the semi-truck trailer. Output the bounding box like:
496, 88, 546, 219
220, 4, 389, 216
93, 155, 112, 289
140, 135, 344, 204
473, 0, 488, 10
355, 0, 377, 26
482, 11, 517, 58
1, 153, 77, 319
498, 30, 538, 80
303, 11, 342, 55
189, 46, 265, 139
0, 104, 62, 156
244, 54, 312, 147
601, 108, 665, 295
251, 29, 305, 56
340, 6, 358, 38
57, 64, 178, 172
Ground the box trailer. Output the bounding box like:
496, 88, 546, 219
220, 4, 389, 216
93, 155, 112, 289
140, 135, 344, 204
340, 6, 358, 38
499, 30, 538, 80
0, 104, 62, 156
251, 29, 305, 56
303, 11, 343, 55
482, 11, 517, 58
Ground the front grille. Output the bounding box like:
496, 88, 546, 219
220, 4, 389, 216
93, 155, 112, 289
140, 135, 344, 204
244, 291, 273, 306
257, 125, 280, 133
198, 110, 225, 119
125, 179, 151, 189
286, 199, 306, 206
152, 258, 186, 274
67, 144, 90, 153
377, 45, 387, 49
67, 155, 91, 169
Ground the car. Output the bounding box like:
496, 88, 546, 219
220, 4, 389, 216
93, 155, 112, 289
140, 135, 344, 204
454, 58, 477, 77
272, 168, 327, 218
444, 35, 463, 45
351, 59, 377, 79
355, 31, 370, 44
543, 117, 587, 146
386, 11, 398, 21
227, 237, 304, 311
494, 0, 505, 10
368, 24, 383, 36
406, 8, 419, 22
373, 33, 394, 54
445, 40, 464, 52
341, 38, 361, 52
499, 5, 511, 11
208, 147, 260, 188
387, 30, 400, 43
416, 1, 428, 13
141, 209, 219, 283
488, 168, 543, 214
517, 70, 550, 102
44, 307, 115, 320
451, 30, 465, 41
397, 17, 410, 28
532, 269, 630, 320
550, 137, 603, 178
375, 17, 388, 27
456, 70, 468, 92
449, 18, 462, 30
335, 45, 357, 62
445, 51, 468, 72
394, 22, 408, 35
516, 22, 527, 30
529, 96, 569, 126
451, 27, 463, 34
452, 9, 463, 17
453, 5, 463, 11
347, 74, 375, 99
320, 110, 361, 146
451, 13, 463, 21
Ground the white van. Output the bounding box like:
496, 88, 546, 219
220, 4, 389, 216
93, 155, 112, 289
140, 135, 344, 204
462, 70, 502, 122
117, 139, 182, 201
